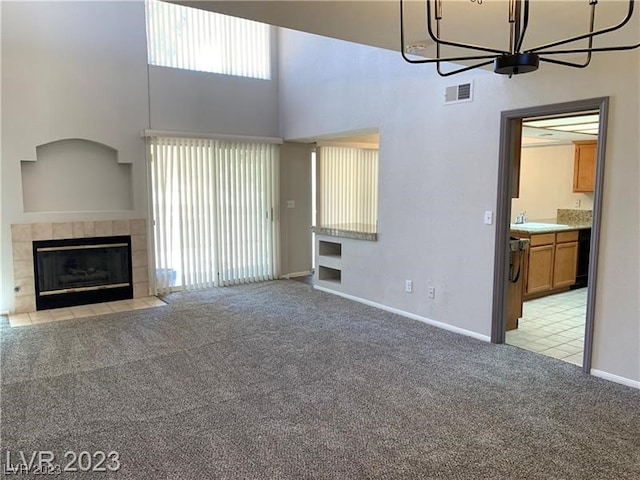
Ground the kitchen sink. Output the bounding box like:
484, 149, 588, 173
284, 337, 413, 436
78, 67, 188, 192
510, 222, 568, 230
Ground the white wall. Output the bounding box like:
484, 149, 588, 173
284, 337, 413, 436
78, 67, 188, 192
278, 29, 639, 383
511, 144, 594, 221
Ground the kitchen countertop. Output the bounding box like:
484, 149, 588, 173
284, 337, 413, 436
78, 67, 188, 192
510, 218, 592, 235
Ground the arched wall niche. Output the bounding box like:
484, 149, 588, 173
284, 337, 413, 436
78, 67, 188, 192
21, 138, 133, 213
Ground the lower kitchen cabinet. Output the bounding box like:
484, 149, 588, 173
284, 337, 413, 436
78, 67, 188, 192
518, 230, 579, 300
527, 244, 554, 295
553, 241, 579, 288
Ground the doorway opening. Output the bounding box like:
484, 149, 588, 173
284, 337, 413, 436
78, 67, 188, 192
491, 98, 609, 374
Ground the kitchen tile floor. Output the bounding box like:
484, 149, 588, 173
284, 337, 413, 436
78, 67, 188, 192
506, 288, 587, 366
7, 296, 167, 328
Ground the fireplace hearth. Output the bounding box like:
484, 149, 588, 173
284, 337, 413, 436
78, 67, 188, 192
33, 235, 133, 310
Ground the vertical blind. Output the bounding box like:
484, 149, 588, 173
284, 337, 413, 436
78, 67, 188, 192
145, 0, 271, 79
149, 136, 280, 293
318, 146, 379, 233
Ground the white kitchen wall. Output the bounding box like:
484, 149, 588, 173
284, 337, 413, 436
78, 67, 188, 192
278, 28, 639, 383
511, 144, 594, 221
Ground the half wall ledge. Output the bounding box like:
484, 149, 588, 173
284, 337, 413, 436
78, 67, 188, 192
312, 224, 377, 241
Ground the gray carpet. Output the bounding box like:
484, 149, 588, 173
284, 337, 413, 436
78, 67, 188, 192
1, 280, 639, 479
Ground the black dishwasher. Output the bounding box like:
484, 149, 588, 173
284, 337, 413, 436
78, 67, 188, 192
572, 228, 591, 289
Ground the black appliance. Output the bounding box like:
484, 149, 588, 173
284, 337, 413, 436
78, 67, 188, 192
572, 228, 591, 289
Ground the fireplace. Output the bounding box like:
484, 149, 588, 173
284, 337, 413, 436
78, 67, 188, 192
33, 235, 133, 310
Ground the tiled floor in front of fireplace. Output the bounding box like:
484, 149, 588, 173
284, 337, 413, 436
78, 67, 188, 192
7, 297, 167, 327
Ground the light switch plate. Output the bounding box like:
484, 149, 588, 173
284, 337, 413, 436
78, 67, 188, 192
287, 200, 295, 209
484, 210, 493, 225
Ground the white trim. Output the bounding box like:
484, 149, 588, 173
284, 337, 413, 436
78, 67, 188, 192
281, 271, 312, 279
590, 369, 640, 390
314, 285, 491, 343
141, 129, 283, 144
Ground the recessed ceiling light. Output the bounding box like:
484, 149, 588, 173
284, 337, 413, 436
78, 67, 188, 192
547, 122, 600, 132
523, 114, 599, 129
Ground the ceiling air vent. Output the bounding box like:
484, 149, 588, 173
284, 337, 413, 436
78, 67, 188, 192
444, 82, 473, 105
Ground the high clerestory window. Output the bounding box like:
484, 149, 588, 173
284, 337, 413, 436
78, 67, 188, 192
145, 0, 271, 80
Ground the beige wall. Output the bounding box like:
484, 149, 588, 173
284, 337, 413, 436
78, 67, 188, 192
279, 143, 314, 277
511, 144, 594, 222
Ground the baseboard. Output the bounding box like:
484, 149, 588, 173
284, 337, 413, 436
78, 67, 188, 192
590, 369, 640, 390
281, 271, 312, 279
314, 285, 491, 343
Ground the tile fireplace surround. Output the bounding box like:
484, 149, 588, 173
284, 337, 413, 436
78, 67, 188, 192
10, 219, 150, 314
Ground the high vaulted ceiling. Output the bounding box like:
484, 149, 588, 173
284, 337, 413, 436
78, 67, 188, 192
173, 0, 639, 63
169, 1, 635, 144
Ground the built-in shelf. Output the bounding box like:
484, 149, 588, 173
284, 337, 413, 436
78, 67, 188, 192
318, 266, 341, 284
319, 240, 342, 258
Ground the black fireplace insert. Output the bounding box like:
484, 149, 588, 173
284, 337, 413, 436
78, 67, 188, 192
33, 236, 133, 310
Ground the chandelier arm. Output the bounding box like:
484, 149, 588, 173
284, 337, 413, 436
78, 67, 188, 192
528, 0, 634, 54
400, 51, 500, 65
514, 0, 530, 54
436, 60, 495, 77
538, 57, 592, 69
400, 0, 500, 65
424, 0, 506, 55
576, 1, 598, 72
434, 25, 494, 76
535, 42, 640, 56
539, 3, 598, 71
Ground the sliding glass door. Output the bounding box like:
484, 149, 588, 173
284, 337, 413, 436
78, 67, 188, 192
149, 136, 280, 293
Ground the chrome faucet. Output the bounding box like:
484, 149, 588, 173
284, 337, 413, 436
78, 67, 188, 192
514, 211, 527, 224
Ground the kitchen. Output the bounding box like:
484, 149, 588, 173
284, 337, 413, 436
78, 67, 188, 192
506, 113, 598, 366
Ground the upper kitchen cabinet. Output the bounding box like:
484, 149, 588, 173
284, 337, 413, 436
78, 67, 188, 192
573, 140, 597, 193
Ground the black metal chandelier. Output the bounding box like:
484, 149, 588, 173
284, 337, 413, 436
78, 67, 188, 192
400, 0, 640, 76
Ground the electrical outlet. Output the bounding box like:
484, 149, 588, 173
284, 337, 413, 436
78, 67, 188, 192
405, 280, 413, 293
574, 199, 581, 208
428, 286, 436, 299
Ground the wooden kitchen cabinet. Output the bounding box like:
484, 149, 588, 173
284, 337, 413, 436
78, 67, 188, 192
521, 230, 579, 299
573, 140, 597, 193
553, 231, 579, 288
526, 244, 554, 296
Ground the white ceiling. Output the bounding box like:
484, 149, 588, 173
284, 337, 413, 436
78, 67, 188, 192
521, 125, 597, 147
